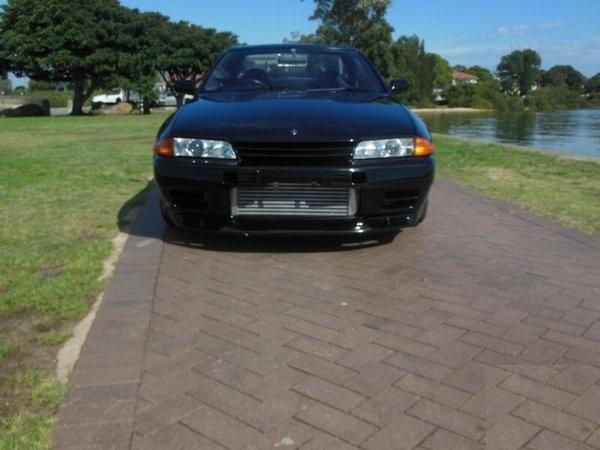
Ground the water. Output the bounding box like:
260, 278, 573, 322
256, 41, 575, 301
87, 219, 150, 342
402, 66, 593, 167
419, 108, 600, 159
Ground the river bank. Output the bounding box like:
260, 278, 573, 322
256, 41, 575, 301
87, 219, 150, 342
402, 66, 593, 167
412, 107, 488, 113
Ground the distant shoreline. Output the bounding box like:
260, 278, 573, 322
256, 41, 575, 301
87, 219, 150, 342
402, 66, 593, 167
412, 107, 490, 113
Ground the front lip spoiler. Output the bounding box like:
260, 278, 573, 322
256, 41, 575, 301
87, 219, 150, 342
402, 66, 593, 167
198, 227, 401, 237
166, 213, 419, 236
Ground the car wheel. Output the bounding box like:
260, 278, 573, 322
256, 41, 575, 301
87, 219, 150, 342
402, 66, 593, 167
115, 98, 122, 104
417, 199, 428, 224
159, 199, 177, 228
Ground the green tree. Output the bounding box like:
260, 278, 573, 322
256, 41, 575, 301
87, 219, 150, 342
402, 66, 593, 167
431, 54, 452, 88
0, 55, 8, 80
390, 35, 438, 105
541, 65, 585, 91
0, 74, 11, 94
28, 80, 54, 91
585, 73, 600, 94
0, 58, 11, 94
114, 10, 236, 112
0, 0, 136, 115
109, 10, 169, 114
308, 0, 391, 46
306, 0, 395, 77
497, 49, 541, 95
158, 20, 237, 107
0, 1, 236, 114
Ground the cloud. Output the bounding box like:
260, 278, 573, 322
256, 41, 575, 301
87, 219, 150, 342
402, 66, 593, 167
495, 21, 567, 37
430, 37, 600, 76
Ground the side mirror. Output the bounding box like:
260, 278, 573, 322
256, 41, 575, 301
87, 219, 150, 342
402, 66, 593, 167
390, 78, 410, 94
171, 79, 198, 96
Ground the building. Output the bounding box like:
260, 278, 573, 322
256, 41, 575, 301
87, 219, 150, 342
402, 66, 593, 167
452, 71, 478, 86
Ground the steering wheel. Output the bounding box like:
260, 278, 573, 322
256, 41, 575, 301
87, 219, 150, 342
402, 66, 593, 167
241, 68, 270, 88
244, 78, 268, 88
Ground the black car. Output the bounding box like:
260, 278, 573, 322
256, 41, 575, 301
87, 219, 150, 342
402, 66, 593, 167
154, 44, 434, 236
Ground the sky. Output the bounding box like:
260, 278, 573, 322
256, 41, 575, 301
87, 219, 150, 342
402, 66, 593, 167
4, 0, 600, 84
118, 0, 600, 77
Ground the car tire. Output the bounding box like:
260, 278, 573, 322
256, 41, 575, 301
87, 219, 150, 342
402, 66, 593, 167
115, 98, 121, 104
417, 199, 428, 224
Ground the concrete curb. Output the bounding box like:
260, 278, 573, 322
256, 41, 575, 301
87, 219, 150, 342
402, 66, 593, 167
53, 189, 165, 449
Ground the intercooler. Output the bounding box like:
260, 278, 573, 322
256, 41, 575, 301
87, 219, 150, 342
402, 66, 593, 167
231, 183, 357, 217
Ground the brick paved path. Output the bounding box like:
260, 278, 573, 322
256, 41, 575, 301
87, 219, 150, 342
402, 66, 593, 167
54, 181, 600, 449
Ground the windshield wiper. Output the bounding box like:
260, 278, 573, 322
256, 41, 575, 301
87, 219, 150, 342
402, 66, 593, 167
223, 85, 304, 93
306, 86, 374, 93
206, 86, 375, 94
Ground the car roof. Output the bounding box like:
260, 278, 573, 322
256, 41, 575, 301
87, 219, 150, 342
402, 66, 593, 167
229, 43, 358, 53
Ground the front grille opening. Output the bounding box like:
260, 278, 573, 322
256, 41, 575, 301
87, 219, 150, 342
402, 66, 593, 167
224, 171, 261, 185
170, 189, 209, 210
234, 142, 354, 167
233, 183, 354, 217
181, 215, 222, 230
380, 190, 420, 211
367, 215, 412, 228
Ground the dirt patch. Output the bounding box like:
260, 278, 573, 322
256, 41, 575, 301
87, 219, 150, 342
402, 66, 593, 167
487, 167, 512, 181
0, 205, 143, 420
38, 264, 65, 280
0, 311, 58, 417
84, 231, 103, 242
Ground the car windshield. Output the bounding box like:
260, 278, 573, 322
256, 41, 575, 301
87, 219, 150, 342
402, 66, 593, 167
201, 47, 384, 93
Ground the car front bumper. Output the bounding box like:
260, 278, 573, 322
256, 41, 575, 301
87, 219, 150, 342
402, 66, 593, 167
154, 156, 435, 235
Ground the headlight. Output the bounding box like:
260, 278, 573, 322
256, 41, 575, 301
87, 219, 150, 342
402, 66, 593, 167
173, 138, 236, 159
353, 137, 433, 159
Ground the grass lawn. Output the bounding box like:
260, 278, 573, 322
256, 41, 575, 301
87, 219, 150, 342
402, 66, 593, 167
0, 112, 168, 449
434, 135, 600, 236
0, 114, 598, 449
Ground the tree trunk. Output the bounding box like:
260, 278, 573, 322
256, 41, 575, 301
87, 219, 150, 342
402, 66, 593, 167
71, 77, 96, 115
143, 96, 151, 115
71, 77, 86, 115
175, 93, 185, 108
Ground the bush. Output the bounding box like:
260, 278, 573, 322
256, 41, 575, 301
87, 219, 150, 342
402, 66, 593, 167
445, 84, 476, 107
525, 86, 587, 111
588, 93, 600, 107
26, 90, 71, 108
492, 95, 525, 112
445, 80, 511, 110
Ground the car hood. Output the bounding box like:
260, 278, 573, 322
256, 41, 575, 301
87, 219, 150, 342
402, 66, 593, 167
166, 93, 418, 142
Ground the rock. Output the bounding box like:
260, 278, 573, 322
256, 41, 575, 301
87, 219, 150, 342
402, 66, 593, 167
0, 100, 50, 117
90, 102, 134, 116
